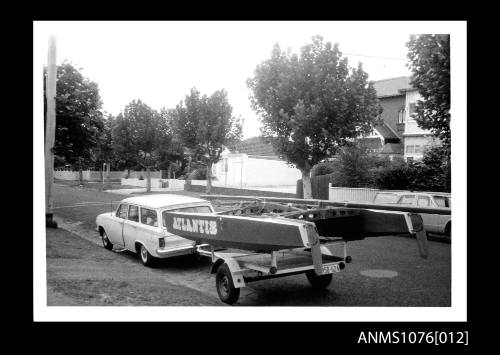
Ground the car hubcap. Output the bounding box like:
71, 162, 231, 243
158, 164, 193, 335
102, 234, 108, 246
141, 247, 147, 262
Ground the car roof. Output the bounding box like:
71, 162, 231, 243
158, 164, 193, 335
120, 194, 209, 209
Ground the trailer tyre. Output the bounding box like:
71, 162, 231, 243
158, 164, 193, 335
306, 271, 333, 289
216, 264, 240, 305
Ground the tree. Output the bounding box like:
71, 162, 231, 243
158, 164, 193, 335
168, 88, 242, 193
406, 34, 451, 151
247, 35, 382, 198
112, 100, 170, 192
44, 61, 104, 182
92, 113, 115, 173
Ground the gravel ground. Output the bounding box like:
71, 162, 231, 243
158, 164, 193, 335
46, 227, 221, 306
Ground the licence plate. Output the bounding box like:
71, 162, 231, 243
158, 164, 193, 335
322, 263, 340, 274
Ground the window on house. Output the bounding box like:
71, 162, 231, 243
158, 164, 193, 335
409, 103, 417, 115
406, 145, 414, 154
414, 145, 422, 154
398, 108, 405, 123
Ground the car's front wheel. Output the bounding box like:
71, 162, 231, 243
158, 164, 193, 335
139, 244, 156, 267
101, 230, 113, 250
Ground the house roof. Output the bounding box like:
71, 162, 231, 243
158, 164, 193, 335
375, 122, 400, 141
373, 76, 413, 98
232, 136, 278, 157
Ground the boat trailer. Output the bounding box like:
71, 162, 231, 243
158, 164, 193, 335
163, 194, 451, 305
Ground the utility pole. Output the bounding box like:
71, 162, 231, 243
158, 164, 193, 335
45, 36, 57, 228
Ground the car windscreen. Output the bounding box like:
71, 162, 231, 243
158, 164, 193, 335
373, 193, 398, 204
162, 206, 213, 227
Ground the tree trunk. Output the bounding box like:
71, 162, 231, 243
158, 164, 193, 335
126, 168, 130, 179
78, 158, 83, 186
206, 161, 212, 194
301, 169, 312, 199
146, 166, 151, 192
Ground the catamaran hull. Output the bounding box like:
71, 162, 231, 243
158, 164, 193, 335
163, 212, 312, 252
163, 208, 422, 253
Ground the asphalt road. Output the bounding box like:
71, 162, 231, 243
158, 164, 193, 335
47, 183, 451, 306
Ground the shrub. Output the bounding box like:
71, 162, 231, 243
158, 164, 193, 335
374, 144, 450, 192
311, 161, 336, 177
328, 144, 379, 188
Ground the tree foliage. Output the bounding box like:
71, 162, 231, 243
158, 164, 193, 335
407, 34, 451, 150
168, 88, 242, 193
247, 35, 382, 198
44, 61, 104, 169
111, 100, 174, 190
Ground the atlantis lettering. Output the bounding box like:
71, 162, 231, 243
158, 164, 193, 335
172, 217, 218, 235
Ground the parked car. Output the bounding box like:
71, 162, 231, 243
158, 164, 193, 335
96, 194, 215, 266
373, 191, 451, 241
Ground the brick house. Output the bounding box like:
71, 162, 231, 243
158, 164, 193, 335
359, 76, 438, 161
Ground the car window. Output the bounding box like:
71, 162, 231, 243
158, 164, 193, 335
116, 204, 128, 219
398, 195, 415, 205
373, 193, 398, 204
417, 196, 430, 207
162, 206, 213, 227
128, 205, 139, 222
433, 196, 451, 208
141, 207, 158, 227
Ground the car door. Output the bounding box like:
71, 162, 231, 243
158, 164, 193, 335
106, 203, 127, 246
429, 195, 451, 234
123, 204, 141, 252
415, 195, 438, 233
136, 207, 163, 255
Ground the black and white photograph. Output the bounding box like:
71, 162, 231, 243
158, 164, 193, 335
33, 21, 467, 324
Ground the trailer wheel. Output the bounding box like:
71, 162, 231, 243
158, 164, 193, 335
216, 264, 240, 305
306, 271, 333, 289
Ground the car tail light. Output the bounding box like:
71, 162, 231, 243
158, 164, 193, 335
159, 237, 165, 248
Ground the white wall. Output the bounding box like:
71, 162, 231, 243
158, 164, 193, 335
213, 153, 301, 187
404, 90, 431, 136
121, 178, 185, 189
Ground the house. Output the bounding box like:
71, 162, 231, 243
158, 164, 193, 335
359, 76, 438, 161
212, 136, 302, 188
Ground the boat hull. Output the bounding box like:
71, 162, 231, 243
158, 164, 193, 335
163, 212, 311, 252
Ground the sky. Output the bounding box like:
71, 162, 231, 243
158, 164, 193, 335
34, 21, 427, 139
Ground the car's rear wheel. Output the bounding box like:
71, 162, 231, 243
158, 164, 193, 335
101, 230, 113, 250
139, 244, 156, 267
